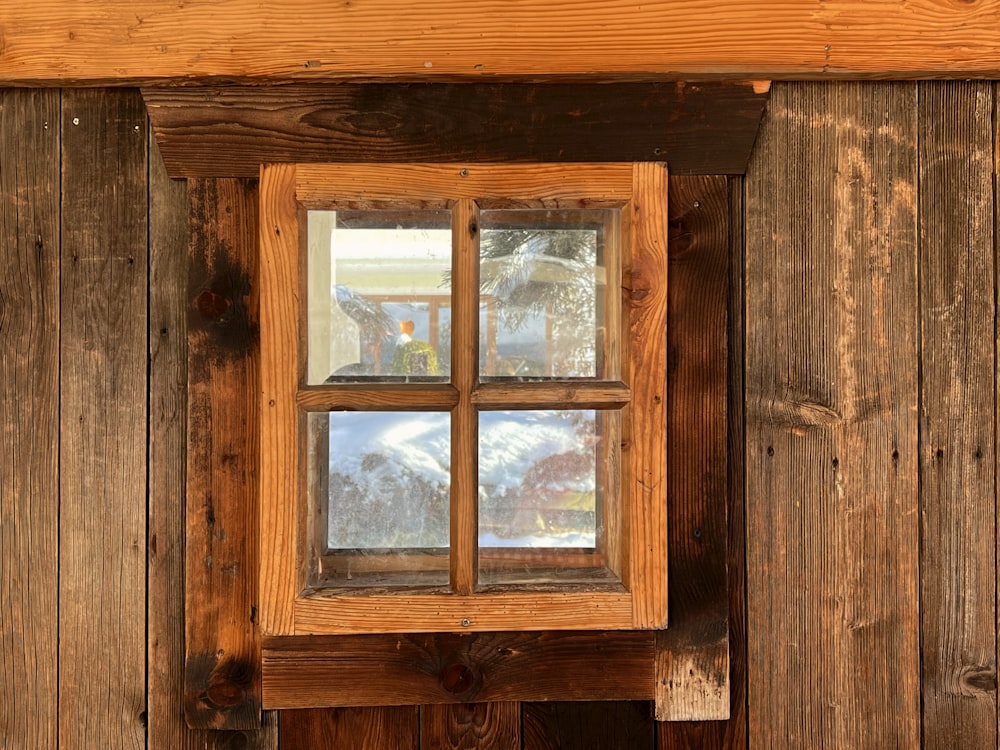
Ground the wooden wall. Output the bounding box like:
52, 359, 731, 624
1, 82, 998, 748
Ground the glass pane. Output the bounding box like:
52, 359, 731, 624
478, 410, 620, 585
479, 209, 618, 380
307, 411, 450, 587
305, 210, 452, 384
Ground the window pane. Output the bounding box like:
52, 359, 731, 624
308, 411, 450, 587
480, 209, 618, 380
478, 410, 620, 585
305, 210, 452, 384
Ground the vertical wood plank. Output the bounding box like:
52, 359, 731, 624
59, 87, 148, 749
918, 80, 998, 749
450, 198, 479, 595
523, 701, 655, 750
722, 176, 749, 749
280, 707, 419, 749
625, 162, 669, 629
185, 177, 265, 729
0, 88, 60, 750
655, 175, 730, 722
420, 702, 520, 750
744, 82, 921, 748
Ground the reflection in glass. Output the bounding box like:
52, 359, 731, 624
480, 210, 617, 380
306, 210, 451, 384
320, 411, 451, 549
478, 410, 619, 585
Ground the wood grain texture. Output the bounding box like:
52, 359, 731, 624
450, 198, 479, 596
655, 175, 729, 721
185, 178, 263, 729
744, 82, 921, 748
421, 703, 520, 750
918, 81, 998, 749
523, 701, 655, 750
142, 82, 768, 178
262, 631, 654, 708
295, 163, 633, 204
292, 590, 633, 634
297, 384, 459, 411
258, 164, 300, 637
623, 162, 669, 628
0, 88, 60, 750
472, 381, 631, 410
58, 88, 148, 749
4, 2, 1000, 82
148, 121, 280, 750
280, 707, 419, 749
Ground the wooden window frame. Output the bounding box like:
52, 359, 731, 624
259, 162, 668, 637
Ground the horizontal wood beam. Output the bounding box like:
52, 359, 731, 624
4, 1, 1000, 84
262, 631, 655, 708
142, 83, 769, 178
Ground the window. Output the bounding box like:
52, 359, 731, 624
260, 163, 667, 635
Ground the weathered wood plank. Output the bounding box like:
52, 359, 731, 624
148, 112, 279, 750
721, 175, 749, 748
262, 631, 654, 708
5, 1, 1000, 83
655, 175, 729, 721
142, 83, 769, 178
523, 702, 655, 750
918, 80, 998, 749
185, 178, 264, 729
420, 703, 520, 750
744, 82, 921, 747
0, 88, 60, 750
279, 707, 419, 749
58, 88, 148, 749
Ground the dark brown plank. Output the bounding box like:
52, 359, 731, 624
421, 703, 520, 750
655, 175, 730, 721
0, 88, 60, 750
722, 175, 749, 749
142, 82, 769, 178
262, 631, 654, 708
524, 702, 655, 750
148, 114, 280, 750
279, 707, 419, 750
918, 81, 998, 749
744, 82, 921, 747
657, 177, 749, 748
185, 178, 264, 729
59, 88, 148, 748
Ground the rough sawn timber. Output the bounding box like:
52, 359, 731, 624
3, 1, 1000, 83
142, 83, 769, 178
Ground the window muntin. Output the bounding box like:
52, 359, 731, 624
260, 163, 667, 635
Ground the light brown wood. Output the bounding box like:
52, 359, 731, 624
919, 81, 998, 749
58, 88, 148, 749
297, 163, 633, 204
622, 162, 668, 629
5, 1, 1000, 83
259, 163, 300, 636
450, 198, 479, 595
745, 82, 921, 748
472, 381, 630, 410
0, 88, 60, 750
260, 162, 668, 638
297, 383, 460, 411
293, 591, 634, 634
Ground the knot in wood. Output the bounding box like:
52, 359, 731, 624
197, 288, 232, 320
441, 662, 476, 695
